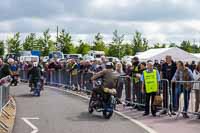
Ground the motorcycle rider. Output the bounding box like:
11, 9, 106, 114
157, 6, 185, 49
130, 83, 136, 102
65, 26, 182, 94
28, 61, 41, 96
91, 62, 119, 98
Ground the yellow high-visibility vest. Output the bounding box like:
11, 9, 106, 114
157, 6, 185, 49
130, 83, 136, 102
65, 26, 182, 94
143, 69, 158, 93
132, 66, 139, 83
71, 64, 78, 76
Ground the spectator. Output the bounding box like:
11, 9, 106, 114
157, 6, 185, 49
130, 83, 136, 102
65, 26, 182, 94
154, 60, 161, 72
160, 55, 177, 114
115, 62, 125, 104
136, 62, 146, 110
141, 60, 160, 117
69, 59, 78, 90
124, 62, 132, 105
189, 61, 196, 72
131, 57, 141, 109
193, 62, 200, 119
0, 58, 12, 79
172, 61, 194, 118
100, 56, 107, 69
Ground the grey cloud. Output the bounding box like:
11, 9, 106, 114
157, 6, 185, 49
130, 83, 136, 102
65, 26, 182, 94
1, 0, 200, 22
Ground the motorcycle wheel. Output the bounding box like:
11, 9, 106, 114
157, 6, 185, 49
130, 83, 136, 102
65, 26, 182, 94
88, 99, 94, 114
103, 111, 113, 119
88, 106, 94, 114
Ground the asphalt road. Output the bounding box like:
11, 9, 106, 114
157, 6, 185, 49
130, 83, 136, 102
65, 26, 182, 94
10, 84, 148, 133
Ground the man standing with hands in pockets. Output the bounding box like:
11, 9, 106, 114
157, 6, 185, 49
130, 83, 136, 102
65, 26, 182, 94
141, 60, 160, 116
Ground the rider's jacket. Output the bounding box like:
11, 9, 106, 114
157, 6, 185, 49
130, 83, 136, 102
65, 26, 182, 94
92, 69, 120, 89
28, 66, 41, 81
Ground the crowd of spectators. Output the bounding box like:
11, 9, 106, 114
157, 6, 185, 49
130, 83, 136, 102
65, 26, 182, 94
3, 55, 200, 119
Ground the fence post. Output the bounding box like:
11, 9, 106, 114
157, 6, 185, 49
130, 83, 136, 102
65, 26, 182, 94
0, 86, 2, 113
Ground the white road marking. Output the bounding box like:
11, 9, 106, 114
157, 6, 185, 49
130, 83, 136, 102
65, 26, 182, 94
47, 86, 157, 133
21, 117, 40, 133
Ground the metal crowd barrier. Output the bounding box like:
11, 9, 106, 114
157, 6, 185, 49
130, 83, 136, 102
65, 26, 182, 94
0, 76, 11, 112
117, 76, 172, 113
19, 69, 29, 82
172, 81, 200, 119
0, 85, 10, 112
26, 69, 95, 92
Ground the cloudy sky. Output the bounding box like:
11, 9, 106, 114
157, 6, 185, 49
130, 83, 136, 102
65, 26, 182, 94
1, 0, 200, 45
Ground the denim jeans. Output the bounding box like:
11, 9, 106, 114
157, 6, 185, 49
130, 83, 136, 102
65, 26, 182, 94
175, 84, 191, 112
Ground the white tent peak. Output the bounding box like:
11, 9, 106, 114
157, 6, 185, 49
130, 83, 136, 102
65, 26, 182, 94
137, 47, 199, 62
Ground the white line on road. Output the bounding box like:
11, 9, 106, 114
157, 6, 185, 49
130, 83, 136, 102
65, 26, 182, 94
21, 117, 40, 133
47, 86, 157, 133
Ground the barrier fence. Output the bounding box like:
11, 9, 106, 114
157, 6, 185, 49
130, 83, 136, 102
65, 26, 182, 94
172, 81, 200, 118
0, 76, 11, 112
19, 69, 200, 118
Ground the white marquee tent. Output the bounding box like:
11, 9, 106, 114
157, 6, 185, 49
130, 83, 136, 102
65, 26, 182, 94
191, 53, 200, 59
136, 47, 200, 62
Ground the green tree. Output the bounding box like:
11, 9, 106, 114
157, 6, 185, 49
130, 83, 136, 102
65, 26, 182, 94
38, 29, 55, 56
93, 33, 107, 52
179, 40, 193, 52
57, 29, 75, 54
153, 43, 166, 48
169, 43, 177, 47
132, 31, 148, 55
107, 43, 120, 57
122, 43, 133, 56
7, 32, 22, 53
23, 33, 39, 50
77, 40, 91, 55
0, 41, 4, 56
108, 30, 124, 58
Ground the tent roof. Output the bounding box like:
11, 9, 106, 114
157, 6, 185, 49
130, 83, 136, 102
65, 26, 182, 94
136, 47, 199, 62
191, 53, 200, 58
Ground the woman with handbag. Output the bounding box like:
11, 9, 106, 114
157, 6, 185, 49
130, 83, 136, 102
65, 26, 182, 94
172, 61, 194, 118
193, 62, 200, 119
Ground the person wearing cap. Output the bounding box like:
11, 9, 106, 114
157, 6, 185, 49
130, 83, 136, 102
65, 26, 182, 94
131, 57, 141, 108
136, 62, 146, 111
141, 60, 161, 116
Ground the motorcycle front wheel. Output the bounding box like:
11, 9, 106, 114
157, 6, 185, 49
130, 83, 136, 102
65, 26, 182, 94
103, 111, 113, 119
88, 99, 94, 114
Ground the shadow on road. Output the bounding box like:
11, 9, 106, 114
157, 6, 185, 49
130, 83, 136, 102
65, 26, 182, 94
15, 93, 36, 98
66, 112, 108, 122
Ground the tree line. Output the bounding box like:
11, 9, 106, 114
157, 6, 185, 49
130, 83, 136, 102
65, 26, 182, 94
1, 29, 200, 58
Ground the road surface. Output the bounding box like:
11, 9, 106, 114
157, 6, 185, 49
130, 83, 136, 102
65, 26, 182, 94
11, 84, 148, 133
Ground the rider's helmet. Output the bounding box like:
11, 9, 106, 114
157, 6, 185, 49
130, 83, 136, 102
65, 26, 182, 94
105, 62, 114, 69
33, 61, 38, 67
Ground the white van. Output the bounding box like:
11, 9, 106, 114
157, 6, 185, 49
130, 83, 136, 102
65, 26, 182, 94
64, 54, 82, 60
87, 51, 105, 60
20, 56, 39, 63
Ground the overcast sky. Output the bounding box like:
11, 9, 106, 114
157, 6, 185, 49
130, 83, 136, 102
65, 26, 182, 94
1, 0, 200, 44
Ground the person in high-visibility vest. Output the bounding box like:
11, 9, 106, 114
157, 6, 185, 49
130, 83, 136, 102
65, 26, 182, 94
141, 60, 160, 116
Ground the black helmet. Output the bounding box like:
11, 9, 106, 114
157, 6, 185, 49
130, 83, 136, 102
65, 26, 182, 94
105, 62, 114, 69
133, 57, 139, 61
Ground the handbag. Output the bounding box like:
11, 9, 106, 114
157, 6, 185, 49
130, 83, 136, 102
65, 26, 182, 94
153, 95, 162, 107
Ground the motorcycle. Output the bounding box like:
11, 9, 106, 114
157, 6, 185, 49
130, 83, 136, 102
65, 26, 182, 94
88, 80, 117, 119
29, 80, 41, 97
11, 72, 19, 86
